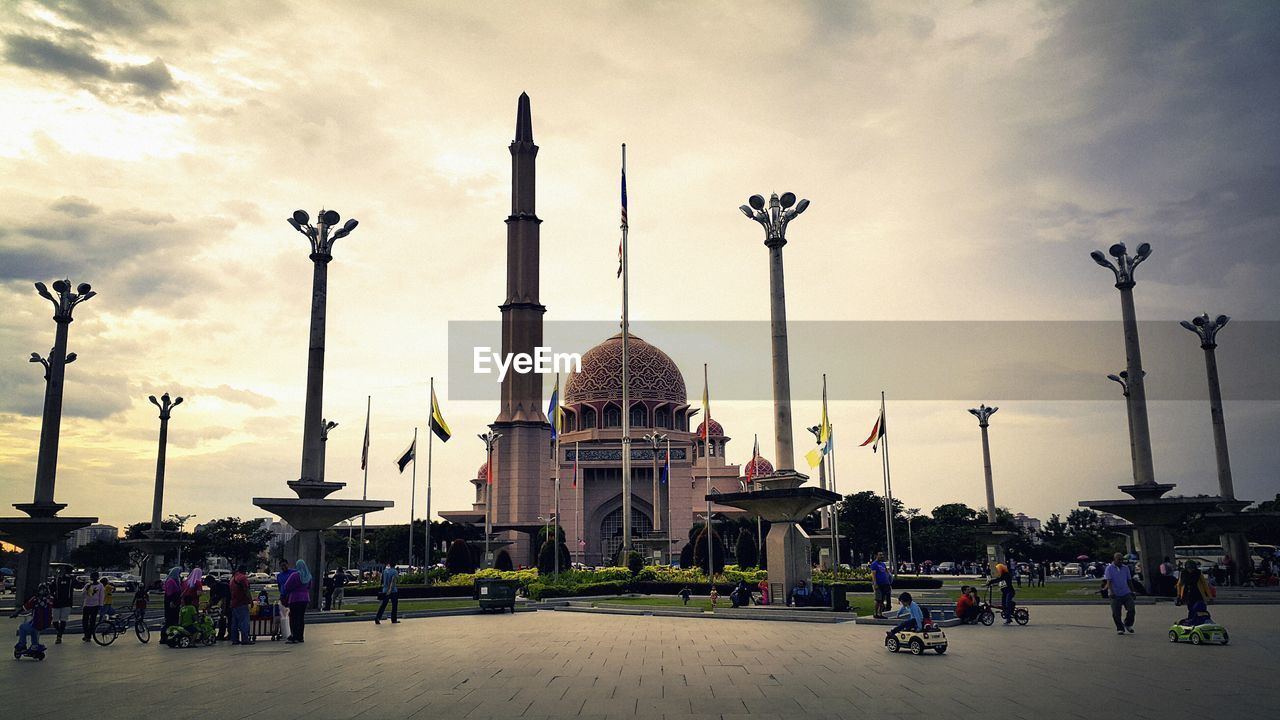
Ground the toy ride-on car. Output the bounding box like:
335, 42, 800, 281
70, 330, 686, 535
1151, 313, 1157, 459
885, 622, 948, 655
1168, 621, 1228, 646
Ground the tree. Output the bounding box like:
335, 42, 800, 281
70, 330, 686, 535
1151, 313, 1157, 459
445, 539, 476, 574
834, 491, 903, 563
124, 519, 179, 540
186, 517, 272, 569
691, 526, 726, 575
625, 550, 645, 576
734, 528, 758, 568
537, 539, 571, 575
68, 539, 130, 570
678, 542, 695, 569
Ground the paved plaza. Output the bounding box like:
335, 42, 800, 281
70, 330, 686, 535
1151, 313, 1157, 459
3, 605, 1277, 719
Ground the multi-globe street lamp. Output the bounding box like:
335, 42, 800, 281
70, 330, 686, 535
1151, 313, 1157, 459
478, 430, 503, 567
967, 404, 1000, 524
740, 191, 809, 472
1180, 314, 1234, 500
1090, 242, 1158, 491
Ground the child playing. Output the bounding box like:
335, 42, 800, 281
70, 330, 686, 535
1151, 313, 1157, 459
1176, 560, 1215, 626
709, 588, 719, 609
99, 577, 116, 619
887, 592, 924, 637
16, 583, 54, 655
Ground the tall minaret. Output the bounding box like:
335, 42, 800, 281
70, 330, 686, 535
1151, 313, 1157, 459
491, 93, 552, 566
497, 92, 546, 424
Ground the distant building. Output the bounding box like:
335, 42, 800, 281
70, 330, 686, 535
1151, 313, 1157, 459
1011, 513, 1042, 534
64, 524, 118, 554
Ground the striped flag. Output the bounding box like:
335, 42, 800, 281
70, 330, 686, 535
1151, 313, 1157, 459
747, 434, 760, 482
547, 375, 562, 440
661, 447, 670, 485
429, 386, 451, 443
700, 378, 710, 440
861, 410, 885, 453
806, 385, 833, 468
396, 438, 416, 473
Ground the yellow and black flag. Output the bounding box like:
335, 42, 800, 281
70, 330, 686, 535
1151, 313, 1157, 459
429, 385, 452, 443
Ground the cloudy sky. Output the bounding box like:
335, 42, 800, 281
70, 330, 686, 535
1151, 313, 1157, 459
2, 0, 1278, 535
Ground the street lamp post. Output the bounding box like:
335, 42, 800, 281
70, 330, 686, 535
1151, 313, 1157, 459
740, 192, 809, 472
143, 392, 183, 584
905, 508, 919, 568
1090, 242, 1159, 491
967, 404, 1000, 524
643, 431, 667, 534
1181, 313, 1249, 584
478, 430, 503, 568
287, 209, 358, 488
1106, 371, 1139, 485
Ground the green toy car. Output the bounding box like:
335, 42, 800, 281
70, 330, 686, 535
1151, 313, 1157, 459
885, 625, 948, 655
1167, 622, 1228, 646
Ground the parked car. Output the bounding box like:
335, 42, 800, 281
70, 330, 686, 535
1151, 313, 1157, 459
1061, 562, 1083, 577
207, 570, 232, 583
936, 562, 957, 574
248, 572, 272, 584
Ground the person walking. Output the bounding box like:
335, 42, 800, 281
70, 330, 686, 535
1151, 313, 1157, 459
51, 566, 74, 644
374, 562, 399, 625
1037, 562, 1046, 588
283, 559, 313, 643
870, 552, 893, 619
182, 568, 203, 607
1103, 552, 1137, 635
229, 566, 252, 645
80, 572, 104, 642
162, 567, 183, 640
332, 567, 348, 610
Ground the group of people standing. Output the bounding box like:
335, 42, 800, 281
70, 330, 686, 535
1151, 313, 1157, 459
161, 559, 315, 645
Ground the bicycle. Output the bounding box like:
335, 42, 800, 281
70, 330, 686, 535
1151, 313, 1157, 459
978, 584, 1029, 626
92, 606, 151, 645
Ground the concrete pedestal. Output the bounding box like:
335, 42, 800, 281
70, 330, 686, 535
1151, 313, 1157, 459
254, 492, 392, 608
711, 472, 837, 606
122, 530, 188, 588
976, 525, 1016, 566
1080, 492, 1228, 593
0, 514, 95, 601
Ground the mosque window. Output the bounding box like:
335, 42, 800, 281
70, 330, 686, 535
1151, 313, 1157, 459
655, 407, 671, 429
630, 404, 647, 428
677, 413, 688, 431
603, 405, 621, 428
710, 441, 717, 457
580, 406, 596, 430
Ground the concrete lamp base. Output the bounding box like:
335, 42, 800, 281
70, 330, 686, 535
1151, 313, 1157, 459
0, 514, 97, 601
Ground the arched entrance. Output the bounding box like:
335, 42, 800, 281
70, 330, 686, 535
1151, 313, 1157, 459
600, 506, 653, 564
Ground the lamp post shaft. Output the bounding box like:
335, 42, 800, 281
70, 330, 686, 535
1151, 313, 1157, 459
766, 241, 796, 471
979, 422, 996, 524
1118, 287, 1156, 485
1202, 346, 1234, 499
151, 413, 170, 531
33, 320, 71, 506
300, 254, 331, 483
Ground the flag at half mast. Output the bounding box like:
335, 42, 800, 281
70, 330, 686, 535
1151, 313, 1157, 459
617, 163, 627, 278
806, 379, 833, 468
429, 386, 452, 443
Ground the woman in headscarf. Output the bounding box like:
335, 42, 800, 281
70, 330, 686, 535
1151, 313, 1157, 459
162, 567, 183, 636
282, 559, 313, 643
183, 568, 204, 607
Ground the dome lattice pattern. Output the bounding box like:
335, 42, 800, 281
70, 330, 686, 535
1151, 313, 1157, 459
564, 334, 687, 405
694, 418, 724, 437
743, 455, 773, 477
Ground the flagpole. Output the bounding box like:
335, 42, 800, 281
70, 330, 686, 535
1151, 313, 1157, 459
553, 373, 561, 579
752, 432, 763, 566
880, 391, 897, 569
704, 363, 713, 582
620, 142, 632, 557
409, 426, 417, 567
425, 378, 435, 571
665, 436, 673, 566
574, 440, 581, 565
824, 374, 841, 575
359, 395, 370, 569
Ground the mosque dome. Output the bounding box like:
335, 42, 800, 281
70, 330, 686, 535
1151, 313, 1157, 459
743, 455, 773, 477
565, 334, 687, 405
476, 462, 488, 481
694, 418, 725, 437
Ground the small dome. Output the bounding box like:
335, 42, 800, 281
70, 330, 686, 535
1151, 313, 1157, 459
695, 418, 724, 437
743, 455, 773, 477
476, 462, 489, 481
565, 333, 687, 405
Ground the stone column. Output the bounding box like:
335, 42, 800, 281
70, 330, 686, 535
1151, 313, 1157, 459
969, 404, 1008, 565
299, 255, 330, 483
1117, 284, 1157, 487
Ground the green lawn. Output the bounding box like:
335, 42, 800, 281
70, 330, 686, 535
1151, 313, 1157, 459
589, 595, 879, 616
934, 578, 1103, 600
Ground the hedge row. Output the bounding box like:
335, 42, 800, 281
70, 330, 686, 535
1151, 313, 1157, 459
526, 580, 628, 601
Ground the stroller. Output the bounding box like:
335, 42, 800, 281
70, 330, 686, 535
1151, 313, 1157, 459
166, 604, 217, 648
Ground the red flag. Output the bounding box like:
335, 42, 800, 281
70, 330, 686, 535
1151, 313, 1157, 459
860, 411, 885, 452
